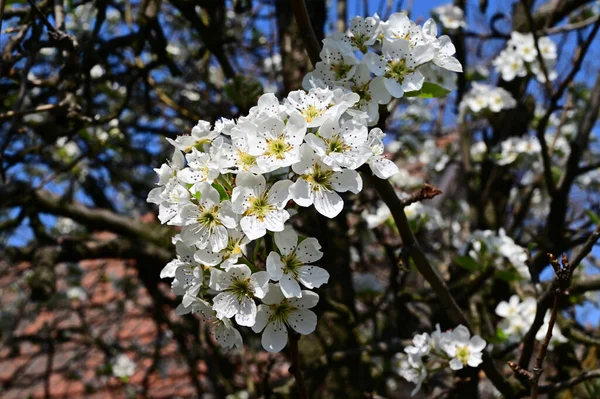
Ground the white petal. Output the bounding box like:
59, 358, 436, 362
252, 305, 272, 333
262, 320, 288, 352
288, 309, 317, 335
469, 335, 487, 352
262, 283, 285, 305
369, 157, 399, 179
298, 266, 330, 289
266, 252, 285, 281
384, 78, 405, 98
212, 292, 240, 319
295, 237, 323, 263
402, 71, 424, 93
240, 215, 266, 240
280, 274, 302, 298
250, 271, 270, 299
209, 268, 231, 291
194, 249, 223, 267
196, 182, 220, 206
235, 172, 266, 195
292, 144, 318, 175
219, 201, 238, 229
268, 179, 293, 208
313, 189, 343, 218
235, 297, 257, 327
331, 169, 362, 194
263, 210, 289, 233
449, 357, 464, 370
434, 56, 463, 72
160, 259, 182, 278
289, 290, 320, 309
275, 227, 298, 256
290, 179, 313, 207
209, 225, 229, 252
467, 353, 483, 368
363, 52, 386, 76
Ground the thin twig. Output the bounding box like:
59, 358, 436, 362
538, 368, 600, 393
530, 294, 558, 398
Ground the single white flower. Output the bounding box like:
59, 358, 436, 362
290, 144, 363, 218
231, 172, 293, 240
252, 283, 319, 352
442, 325, 486, 370
177, 148, 220, 184
364, 38, 433, 98
266, 228, 328, 298
304, 117, 371, 170
111, 354, 136, 378
209, 264, 270, 327
167, 120, 220, 152
245, 113, 307, 172
433, 4, 466, 30
180, 182, 238, 251
194, 228, 250, 269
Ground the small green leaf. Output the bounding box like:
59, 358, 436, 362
585, 209, 600, 225
496, 327, 508, 342
211, 182, 229, 201
495, 268, 522, 282
404, 82, 451, 99
454, 256, 481, 271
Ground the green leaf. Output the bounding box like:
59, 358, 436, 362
496, 327, 508, 341
454, 256, 481, 271
495, 268, 522, 282
211, 182, 229, 201
404, 82, 451, 99
585, 209, 600, 225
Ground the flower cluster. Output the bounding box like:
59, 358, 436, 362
459, 83, 517, 116
395, 325, 487, 395
495, 295, 567, 346
304, 13, 463, 124
493, 32, 557, 83
467, 229, 530, 280
146, 12, 462, 353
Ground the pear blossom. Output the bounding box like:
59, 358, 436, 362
167, 120, 221, 152
252, 283, 319, 352
290, 144, 362, 218
176, 295, 243, 349
496, 295, 567, 346
209, 264, 269, 327
285, 87, 359, 128
366, 128, 399, 179
194, 229, 250, 269
266, 228, 329, 298
441, 325, 486, 370
111, 354, 136, 378
433, 4, 466, 30
231, 172, 292, 239
304, 117, 371, 170
364, 38, 432, 98
180, 182, 238, 251
177, 148, 220, 184
161, 240, 202, 279
245, 113, 307, 172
